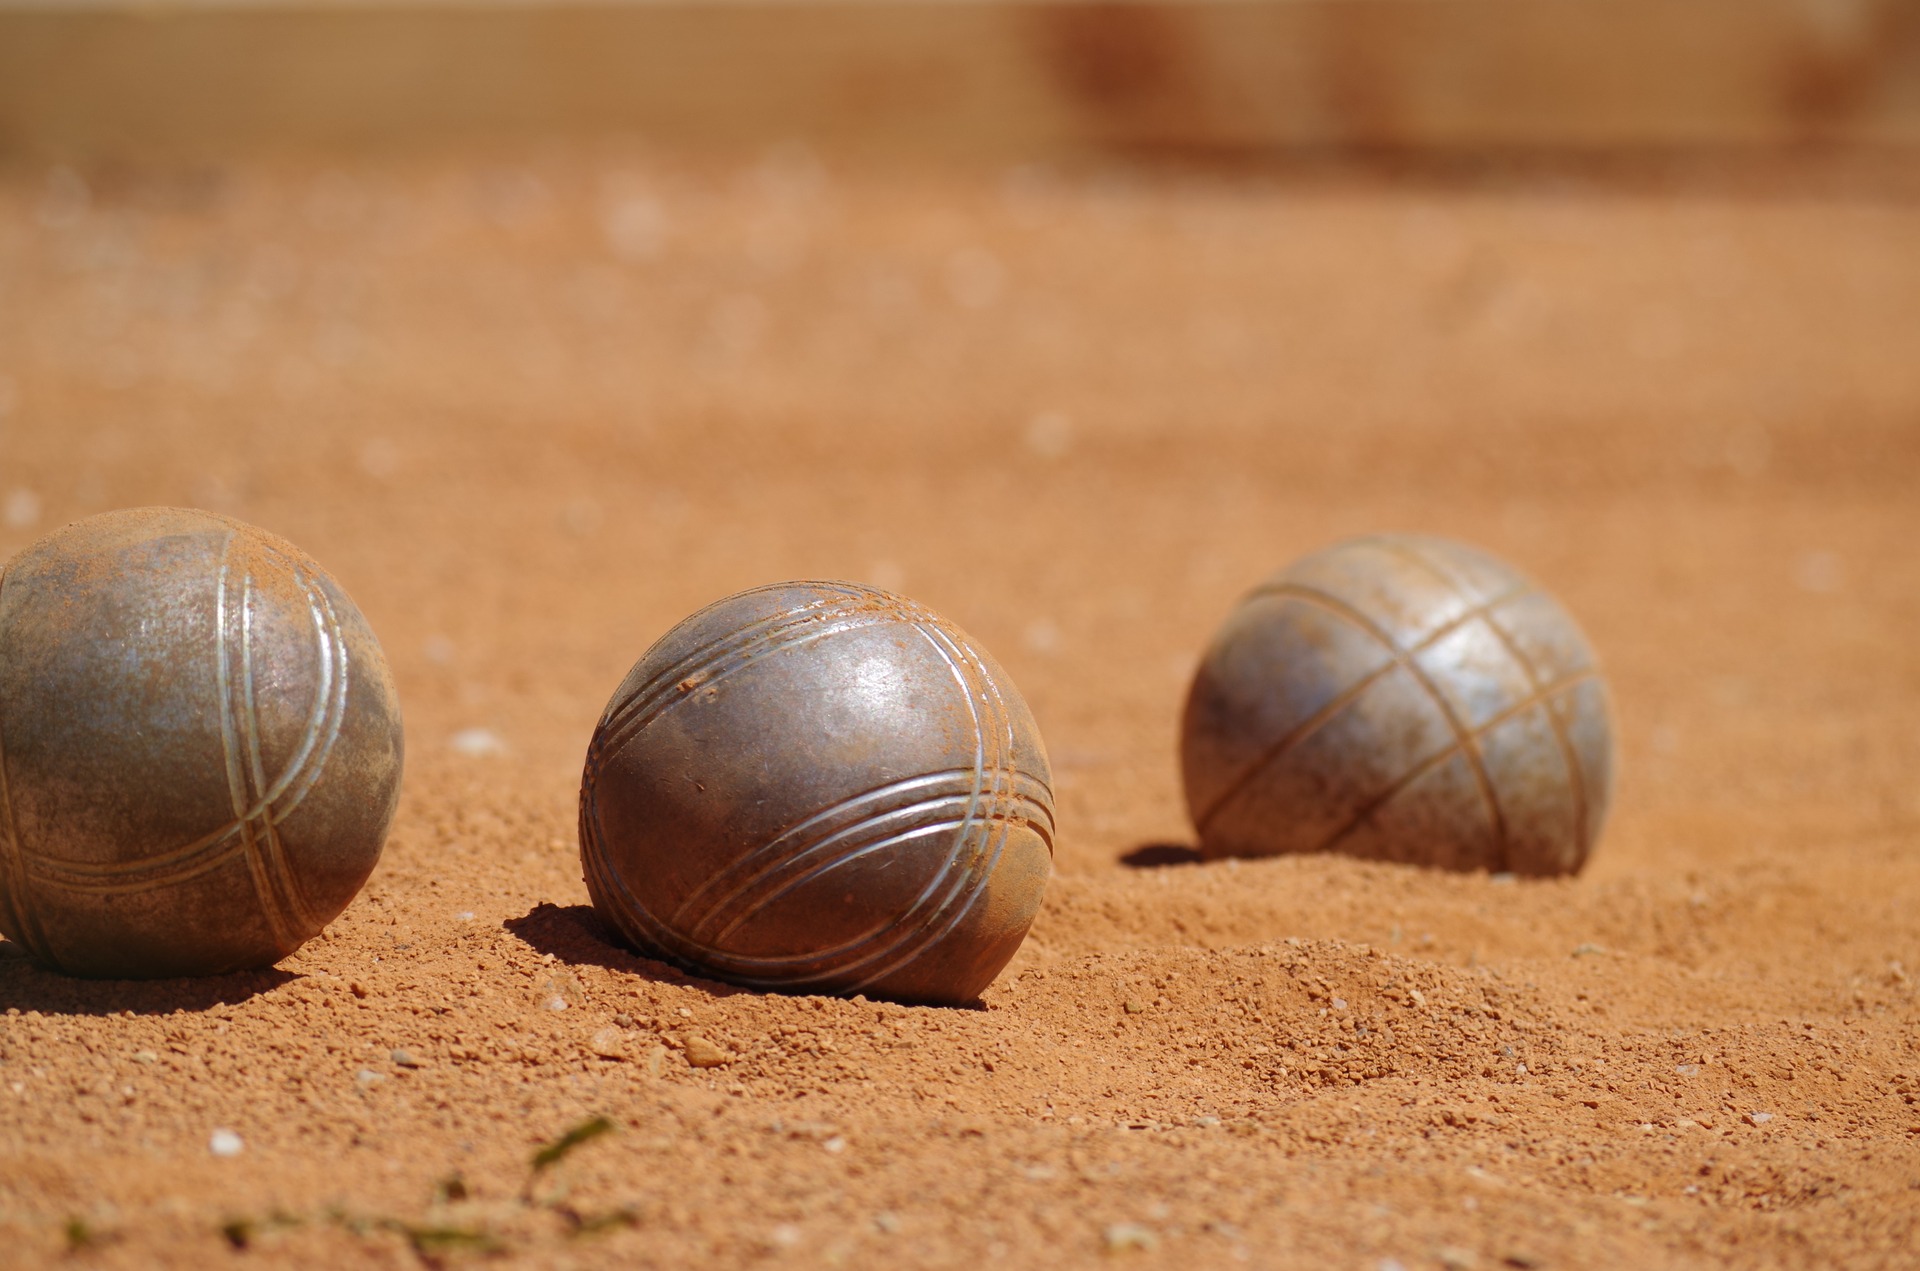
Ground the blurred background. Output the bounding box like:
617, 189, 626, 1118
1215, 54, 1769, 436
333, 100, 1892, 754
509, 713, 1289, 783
1, 0, 1918, 901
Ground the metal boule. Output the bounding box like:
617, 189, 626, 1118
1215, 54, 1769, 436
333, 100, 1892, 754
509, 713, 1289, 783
1182, 534, 1613, 876
580, 581, 1054, 1006
0, 507, 405, 977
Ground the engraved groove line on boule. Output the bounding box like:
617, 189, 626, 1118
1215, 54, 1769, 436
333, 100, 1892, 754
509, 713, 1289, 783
1249, 582, 1511, 856
1318, 669, 1598, 858
701, 785, 1053, 962
1479, 611, 1593, 865
241, 552, 335, 942
24, 544, 352, 903
674, 767, 1054, 943
595, 586, 863, 742
217, 542, 298, 953
580, 586, 1046, 995
840, 614, 1008, 989
840, 615, 1020, 995
0, 562, 57, 966
598, 580, 952, 751
596, 581, 939, 754
1376, 537, 1597, 868
1197, 584, 1532, 835
592, 589, 928, 768
584, 585, 931, 841
680, 790, 1053, 978
676, 608, 1018, 988
28, 588, 348, 883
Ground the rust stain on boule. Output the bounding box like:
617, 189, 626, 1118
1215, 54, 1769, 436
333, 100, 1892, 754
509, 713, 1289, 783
1181, 534, 1613, 877
0, 507, 404, 977
579, 580, 1054, 1007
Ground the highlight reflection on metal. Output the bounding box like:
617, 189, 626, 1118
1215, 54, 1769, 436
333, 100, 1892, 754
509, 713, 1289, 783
1182, 535, 1612, 876
580, 581, 1054, 1006
0, 507, 404, 977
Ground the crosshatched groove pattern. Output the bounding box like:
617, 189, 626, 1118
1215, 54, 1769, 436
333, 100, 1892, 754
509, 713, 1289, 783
580, 581, 1054, 1004
1254, 581, 1515, 854
1198, 581, 1533, 834
1183, 535, 1613, 876
1368, 535, 1597, 859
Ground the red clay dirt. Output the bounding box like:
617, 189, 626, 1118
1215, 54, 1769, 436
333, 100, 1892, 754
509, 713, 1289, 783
0, 148, 1917, 1269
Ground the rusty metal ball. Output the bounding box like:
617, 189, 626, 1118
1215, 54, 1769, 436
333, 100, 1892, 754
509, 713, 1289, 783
579, 581, 1055, 1006
0, 507, 404, 978
1182, 534, 1613, 876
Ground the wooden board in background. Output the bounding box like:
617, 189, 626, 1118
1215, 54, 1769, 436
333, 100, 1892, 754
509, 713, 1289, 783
2, 0, 1919, 158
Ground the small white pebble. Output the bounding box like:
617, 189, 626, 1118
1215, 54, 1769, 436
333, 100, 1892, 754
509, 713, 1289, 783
1024, 409, 1073, 459
946, 246, 1006, 309
1744, 1111, 1774, 1126
545, 995, 569, 1012
823, 1136, 846, 1153
1022, 618, 1062, 656
1102, 1223, 1157, 1253
454, 911, 475, 921
357, 438, 400, 480
208, 1128, 244, 1157
1332, 998, 1348, 1010
449, 727, 507, 758
1793, 550, 1841, 594
4, 488, 42, 530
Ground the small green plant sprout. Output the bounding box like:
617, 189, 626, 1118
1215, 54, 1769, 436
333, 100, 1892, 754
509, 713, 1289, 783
219, 1211, 301, 1251
378, 1218, 502, 1265
556, 1203, 640, 1240
529, 1116, 615, 1175
63, 1216, 105, 1252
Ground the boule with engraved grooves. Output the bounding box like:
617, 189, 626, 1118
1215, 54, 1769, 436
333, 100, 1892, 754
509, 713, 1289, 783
1182, 534, 1612, 876
580, 581, 1055, 1006
0, 507, 404, 978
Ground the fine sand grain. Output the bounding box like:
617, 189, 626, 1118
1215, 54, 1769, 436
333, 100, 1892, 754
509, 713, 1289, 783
1, 150, 1917, 1269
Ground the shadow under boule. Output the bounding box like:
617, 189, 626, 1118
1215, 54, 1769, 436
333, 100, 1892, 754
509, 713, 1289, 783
1117, 842, 1204, 869
0, 941, 298, 1015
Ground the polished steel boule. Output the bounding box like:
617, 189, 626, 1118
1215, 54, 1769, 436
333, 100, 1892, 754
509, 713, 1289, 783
0, 507, 404, 977
1182, 534, 1612, 876
580, 581, 1055, 1006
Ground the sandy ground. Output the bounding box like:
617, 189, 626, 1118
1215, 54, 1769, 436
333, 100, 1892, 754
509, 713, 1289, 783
1, 146, 1918, 1269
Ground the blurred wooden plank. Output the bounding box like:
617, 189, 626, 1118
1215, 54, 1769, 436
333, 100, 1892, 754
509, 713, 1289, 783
2, 0, 1917, 157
